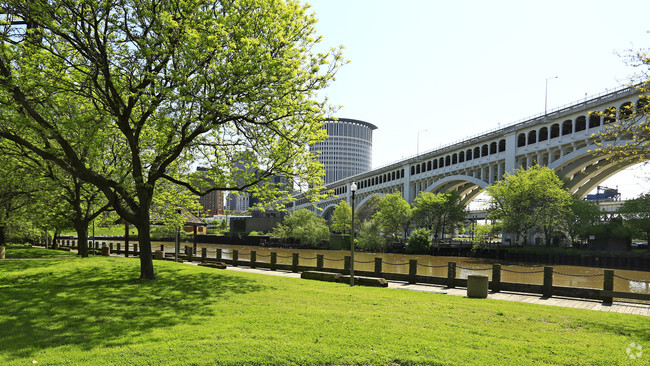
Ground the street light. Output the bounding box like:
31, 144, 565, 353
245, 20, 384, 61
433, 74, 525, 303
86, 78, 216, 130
350, 182, 357, 286
417, 129, 428, 155
545, 76, 558, 117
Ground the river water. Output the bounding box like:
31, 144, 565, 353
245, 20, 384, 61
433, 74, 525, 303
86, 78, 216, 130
94, 240, 650, 296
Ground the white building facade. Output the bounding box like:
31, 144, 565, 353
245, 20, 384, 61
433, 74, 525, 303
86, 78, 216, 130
311, 118, 377, 184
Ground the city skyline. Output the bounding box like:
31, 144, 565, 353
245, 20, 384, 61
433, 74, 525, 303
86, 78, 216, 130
305, 0, 650, 199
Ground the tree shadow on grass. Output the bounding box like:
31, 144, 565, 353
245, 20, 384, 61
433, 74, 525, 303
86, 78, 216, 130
0, 258, 267, 359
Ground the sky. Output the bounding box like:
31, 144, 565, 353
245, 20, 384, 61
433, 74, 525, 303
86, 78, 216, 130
302, 0, 650, 199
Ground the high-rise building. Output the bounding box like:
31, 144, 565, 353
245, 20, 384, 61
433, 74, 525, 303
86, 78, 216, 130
311, 118, 377, 184
196, 167, 225, 216
198, 189, 224, 217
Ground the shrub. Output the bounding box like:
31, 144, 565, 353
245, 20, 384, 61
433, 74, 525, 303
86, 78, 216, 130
356, 219, 387, 252
405, 227, 432, 254
270, 209, 329, 247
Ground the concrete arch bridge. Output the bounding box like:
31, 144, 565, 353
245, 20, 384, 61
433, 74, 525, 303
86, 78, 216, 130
291, 86, 646, 218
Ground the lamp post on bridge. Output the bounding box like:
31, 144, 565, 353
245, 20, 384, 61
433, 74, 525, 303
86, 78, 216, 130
545, 76, 558, 117
349, 182, 357, 286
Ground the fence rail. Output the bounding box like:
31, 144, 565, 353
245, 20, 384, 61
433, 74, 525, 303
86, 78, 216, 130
53, 239, 650, 305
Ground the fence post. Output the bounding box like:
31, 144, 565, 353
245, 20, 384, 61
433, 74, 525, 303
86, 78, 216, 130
232, 249, 239, 267
316, 254, 324, 270
491, 263, 501, 293
217, 248, 222, 261
409, 259, 417, 284
344, 256, 351, 275
270, 252, 277, 271
603, 269, 614, 304
124, 242, 128, 257
374, 257, 383, 277
134, 244, 138, 255
117, 243, 121, 254
292, 253, 299, 273
543, 266, 553, 298
109, 243, 114, 252
447, 262, 456, 288
250, 251, 257, 269
201, 248, 207, 262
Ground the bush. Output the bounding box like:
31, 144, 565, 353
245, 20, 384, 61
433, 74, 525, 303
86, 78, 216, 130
405, 228, 432, 254
270, 209, 329, 247
356, 219, 387, 252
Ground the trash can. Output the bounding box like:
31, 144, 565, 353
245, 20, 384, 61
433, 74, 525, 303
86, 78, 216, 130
154, 250, 164, 260
101, 246, 110, 257
467, 275, 489, 298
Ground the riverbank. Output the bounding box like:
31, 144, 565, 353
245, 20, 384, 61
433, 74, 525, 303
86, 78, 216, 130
57, 234, 650, 271
50, 240, 650, 302
0, 250, 647, 365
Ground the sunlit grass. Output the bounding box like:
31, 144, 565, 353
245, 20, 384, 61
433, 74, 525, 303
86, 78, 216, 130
3, 244, 77, 259
0, 248, 647, 365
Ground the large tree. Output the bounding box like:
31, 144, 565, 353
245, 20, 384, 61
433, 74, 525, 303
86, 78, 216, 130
330, 200, 352, 234
486, 165, 573, 246
373, 192, 411, 242
562, 197, 603, 245
269, 208, 329, 247
411, 191, 465, 240
618, 193, 650, 250
6, 142, 113, 256
0, 0, 343, 279
0, 152, 40, 245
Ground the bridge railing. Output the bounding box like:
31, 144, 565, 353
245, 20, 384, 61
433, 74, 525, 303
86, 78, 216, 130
371, 84, 638, 172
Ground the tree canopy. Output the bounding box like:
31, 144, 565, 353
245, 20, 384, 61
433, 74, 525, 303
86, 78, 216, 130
330, 200, 352, 234
270, 208, 329, 247
411, 191, 465, 240
486, 165, 573, 245
372, 192, 411, 242
0, 0, 344, 279
618, 193, 650, 248
562, 197, 602, 245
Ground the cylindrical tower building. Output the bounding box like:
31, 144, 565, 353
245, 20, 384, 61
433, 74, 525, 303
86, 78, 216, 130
311, 118, 377, 184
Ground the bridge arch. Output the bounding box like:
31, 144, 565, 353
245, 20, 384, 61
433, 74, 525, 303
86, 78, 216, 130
321, 204, 338, 220
356, 192, 385, 211
547, 140, 645, 197
423, 175, 489, 205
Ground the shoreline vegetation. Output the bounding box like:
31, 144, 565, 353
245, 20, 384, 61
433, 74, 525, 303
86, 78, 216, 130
0, 245, 648, 365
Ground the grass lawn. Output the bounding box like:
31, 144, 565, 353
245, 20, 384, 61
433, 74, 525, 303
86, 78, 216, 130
2, 244, 77, 259
0, 248, 648, 365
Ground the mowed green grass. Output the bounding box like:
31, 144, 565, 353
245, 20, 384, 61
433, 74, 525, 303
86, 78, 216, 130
3, 244, 77, 259
0, 249, 648, 365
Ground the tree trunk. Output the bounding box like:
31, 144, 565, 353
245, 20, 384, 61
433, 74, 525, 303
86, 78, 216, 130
75, 223, 89, 257
0, 226, 6, 246
135, 218, 156, 280
53, 230, 60, 249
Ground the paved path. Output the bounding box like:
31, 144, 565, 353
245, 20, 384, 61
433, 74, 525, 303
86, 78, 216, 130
225, 266, 650, 317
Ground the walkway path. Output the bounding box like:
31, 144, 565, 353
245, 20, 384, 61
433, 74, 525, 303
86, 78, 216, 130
225, 266, 650, 317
